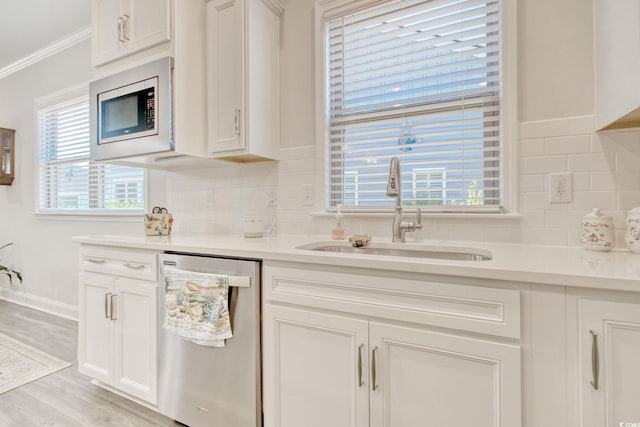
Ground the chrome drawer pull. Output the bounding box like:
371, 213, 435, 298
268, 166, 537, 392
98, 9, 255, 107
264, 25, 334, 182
117, 16, 124, 42
590, 330, 599, 390
357, 344, 364, 387
122, 14, 130, 41
371, 346, 378, 391
234, 109, 241, 136
87, 258, 106, 264
104, 293, 112, 319
110, 294, 117, 320
124, 263, 146, 270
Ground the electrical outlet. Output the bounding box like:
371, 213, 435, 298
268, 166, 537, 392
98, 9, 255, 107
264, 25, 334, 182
205, 189, 215, 207
267, 189, 277, 206
301, 184, 313, 206
549, 173, 572, 203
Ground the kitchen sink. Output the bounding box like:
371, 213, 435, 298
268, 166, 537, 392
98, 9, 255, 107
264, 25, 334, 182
296, 241, 492, 261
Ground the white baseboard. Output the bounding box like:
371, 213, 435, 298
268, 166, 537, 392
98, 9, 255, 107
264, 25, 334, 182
0, 287, 78, 321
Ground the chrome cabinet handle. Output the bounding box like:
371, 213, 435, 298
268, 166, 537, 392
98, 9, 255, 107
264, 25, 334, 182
124, 263, 145, 270
104, 293, 112, 319
117, 16, 124, 42
371, 346, 378, 391
86, 258, 106, 264
122, 14, 130, 41
234, 109, 241, 136
590, 330, 599, 390
110, 294, 117, 320
357, 344, 364, 387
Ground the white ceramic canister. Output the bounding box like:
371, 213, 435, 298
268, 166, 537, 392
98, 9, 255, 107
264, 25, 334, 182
625, 207, 640, 254
243, 213, 264, 238
580, 208, 614, 252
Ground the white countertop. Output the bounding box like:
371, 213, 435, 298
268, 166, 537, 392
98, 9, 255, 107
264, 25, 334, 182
72, 233, 640, 293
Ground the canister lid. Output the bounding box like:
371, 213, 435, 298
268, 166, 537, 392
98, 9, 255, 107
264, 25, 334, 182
584, 208, 607, 219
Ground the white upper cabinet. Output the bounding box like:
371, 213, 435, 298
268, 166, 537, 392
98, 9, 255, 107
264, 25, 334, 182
206, 0, 283, 161
93, 0, 171, 67
594, 0, 640, 130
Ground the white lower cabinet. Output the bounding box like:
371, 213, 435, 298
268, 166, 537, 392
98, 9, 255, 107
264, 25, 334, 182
264, 304, 521, 427
78, 247, 159, 405
263, 305, 369, 427
578, 299, 640, 427
369, 322, 520, 427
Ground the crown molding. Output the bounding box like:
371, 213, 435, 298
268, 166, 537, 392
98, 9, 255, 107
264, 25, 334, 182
0, 26, 92, 80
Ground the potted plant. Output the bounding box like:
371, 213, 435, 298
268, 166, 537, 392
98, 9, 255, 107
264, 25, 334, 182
0, 243, 22, 285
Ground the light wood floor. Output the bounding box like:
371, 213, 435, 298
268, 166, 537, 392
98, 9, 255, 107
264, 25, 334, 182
0, 300, 178, 427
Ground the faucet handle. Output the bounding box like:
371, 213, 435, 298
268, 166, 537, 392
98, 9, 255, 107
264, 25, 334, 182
415, 208, 422, 229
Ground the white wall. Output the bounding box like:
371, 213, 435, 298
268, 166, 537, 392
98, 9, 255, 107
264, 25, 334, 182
0, 40, 166, 316
168, 0, 640, 248
1, 0, 639, 313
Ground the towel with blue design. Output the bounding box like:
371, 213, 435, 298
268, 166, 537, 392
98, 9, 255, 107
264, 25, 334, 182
163, 267, 232, 347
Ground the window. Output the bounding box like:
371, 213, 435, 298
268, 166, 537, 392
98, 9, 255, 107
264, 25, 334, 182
322, 0, 510, 211
37, 95, 145, 213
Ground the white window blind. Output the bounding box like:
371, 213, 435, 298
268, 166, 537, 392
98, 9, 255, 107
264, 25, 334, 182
325, 0, 501, 210
38, 96, 145, 212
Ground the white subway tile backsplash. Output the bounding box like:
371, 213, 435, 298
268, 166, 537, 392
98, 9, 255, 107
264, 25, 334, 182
521, 155, 567, 174
545, 135, 590, 155
568, 115, 595, 135
523, 192, 550, 210
566, 228, 582, 247
519, 118, 570, 139
520, 139, 546, 157
522, 227, 568, 246
570, 191, 617, 210
591, 171, 640, 191
520, 174, 546, 192
567, 152, 615, 172
616, 150, 640, 171
483, 225, 522, 243
573, 173, 590, 191
521, 210, 545, 228
447, 223, 486, 242
545, 210, 583, 228
617, 191, 640, 210
163, 115, 640, 248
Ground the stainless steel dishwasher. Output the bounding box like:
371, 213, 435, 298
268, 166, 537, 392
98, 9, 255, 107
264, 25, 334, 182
157, 252, 261, 427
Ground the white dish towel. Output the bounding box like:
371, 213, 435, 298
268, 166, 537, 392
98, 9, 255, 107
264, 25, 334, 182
162, 267, 233, 347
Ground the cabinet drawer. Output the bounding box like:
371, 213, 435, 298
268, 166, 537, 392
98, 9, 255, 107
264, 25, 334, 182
264, 262, 521, 339
80, 246, 159, 282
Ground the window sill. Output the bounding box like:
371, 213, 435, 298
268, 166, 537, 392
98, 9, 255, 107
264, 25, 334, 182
309, 211, 523, 220
33, 211, 143, 222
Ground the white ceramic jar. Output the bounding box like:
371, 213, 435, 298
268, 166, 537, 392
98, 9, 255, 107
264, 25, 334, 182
580, 208, 614, 251
625, 207, 640, 254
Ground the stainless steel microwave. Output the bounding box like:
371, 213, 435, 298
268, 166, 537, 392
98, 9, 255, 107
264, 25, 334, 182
90, 57, 174, 161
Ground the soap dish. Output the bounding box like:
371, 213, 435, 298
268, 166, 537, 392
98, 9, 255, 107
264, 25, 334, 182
348, 235, 372, 248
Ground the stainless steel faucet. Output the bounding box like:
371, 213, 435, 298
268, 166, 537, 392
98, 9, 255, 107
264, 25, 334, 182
386, 157, 422, 243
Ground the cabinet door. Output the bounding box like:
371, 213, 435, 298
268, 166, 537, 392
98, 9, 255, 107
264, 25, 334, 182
124, 0, 171, 57
369, 322, 521, 427
207, 0, 244, 153
263, 305, 370, 427
579, 299, 640, 427
78, 273, 114, 384
112, 277, 158, 404
93, 0, 124, 66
